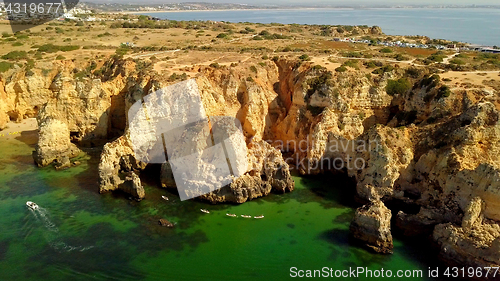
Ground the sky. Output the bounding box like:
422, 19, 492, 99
94, 0, 499, 5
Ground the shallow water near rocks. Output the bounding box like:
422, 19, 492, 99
0, 131, 445, 280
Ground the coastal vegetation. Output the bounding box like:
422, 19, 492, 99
1, 12, 500, 281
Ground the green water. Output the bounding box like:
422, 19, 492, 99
0, 131, 437, 281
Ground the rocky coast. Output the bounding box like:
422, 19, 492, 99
1, 53, 500, 278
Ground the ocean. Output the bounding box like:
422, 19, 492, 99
138, 8, 500, 46
0, 129, 448, 280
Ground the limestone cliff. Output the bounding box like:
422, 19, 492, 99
350, 200, 393, 254
7, 54, 500, 270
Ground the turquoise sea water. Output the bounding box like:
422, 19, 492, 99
0, 130, 446, 280
138, 8, 500, 46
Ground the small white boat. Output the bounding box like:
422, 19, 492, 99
241, 215, 252, 218
226, 213, 237, 217
201, 209, 210, 214
254, 215, 265, 219
162, 196, 169, 201
26, 201, 39, 210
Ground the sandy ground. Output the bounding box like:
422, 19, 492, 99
0, 118, 38, 139
441, 71, 500, 92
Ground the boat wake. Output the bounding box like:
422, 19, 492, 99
26, 201, 94, 253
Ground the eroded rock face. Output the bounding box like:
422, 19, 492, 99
433, 197, 500, 270
350, 200, 393, 254
119, 171, 145, 200
33, 118, 80, 167
98, 133, 147, 198
20, 56, 500, 267
167, 140, 295, 204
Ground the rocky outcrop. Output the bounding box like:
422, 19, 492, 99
196, 140, 294, 204
32, 118, 80, 167
396, 206, 462, 237
98, 133, 147, 198
433, 197, 500, 272
350, 200, 393, 254
161, 139, 295, 204
18, 54, 500, 271
119, 171, 145, 200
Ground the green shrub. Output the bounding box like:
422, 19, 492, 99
386, 78, 412, 96
344, 51, 363, 58
405, 67, 422, 79
250, 65, 258, 73
209, 62, 220, 69
11, 42, 23, 47
299, 54, 310, 61
419, 74, 440, 88
97, 32, 112, 38
436, 85, 451, 100
36, 44, 79, 53
394, 54, 409, 61
306, 71, 333, 97
115, 46, 130, 57
216, 33, 228, 39
2, 32, 11, 38
425, 51, 446, 64
449, 58, 465, 65
335, 66, 347, 73
254, 31, 290, 40
15, 34, 29, 40
364, 60, 383, 68
0, 61, 13, 72
343, 60, 359, 69
259, 30, 271, 36
1, 51, 28, 60
372, 65, 394, 74
55, 55, 66, 60
380, 47, 393, 53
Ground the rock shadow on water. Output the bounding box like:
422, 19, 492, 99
28, 223, 142, 278
333, 209, 355, 225
0, 240, 9, 261
319, 228, 391, 267
72, 149, 101, 195
301, 172, 357, 209
3, 173, 49, 199
27, 219, 207, 280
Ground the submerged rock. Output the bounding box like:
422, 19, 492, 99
158, 219, 174, 228
350, 200, 393, 254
